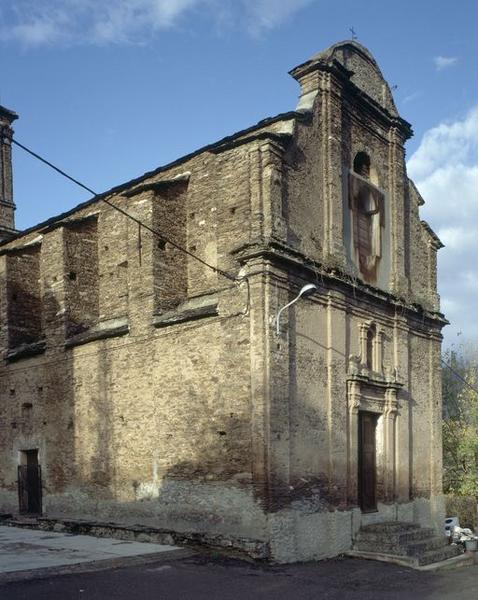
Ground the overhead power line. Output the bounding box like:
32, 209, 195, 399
8, 138, 478, 389
10, 137, 238, 283
441, 358, 478, 396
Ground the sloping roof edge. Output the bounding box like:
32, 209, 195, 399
6, 110, 304, 245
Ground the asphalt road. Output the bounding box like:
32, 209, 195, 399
1, 554, 478, 600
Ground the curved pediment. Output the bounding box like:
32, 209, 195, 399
298, 40, 399, 118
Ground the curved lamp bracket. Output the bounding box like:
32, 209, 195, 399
275, 283, 318, 336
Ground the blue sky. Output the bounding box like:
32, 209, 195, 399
1, 0, 478, 346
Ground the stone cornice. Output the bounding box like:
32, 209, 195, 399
122, 173, 190, 198
421, 220, 444, 250
0, 105, 18, 124
232, 239, 447, 328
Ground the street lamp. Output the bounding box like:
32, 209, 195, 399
275, 283, 318, 336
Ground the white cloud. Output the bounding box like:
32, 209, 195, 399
243, 0, 316, 37
407, 108, 478, 180
0, 0, 315, 46
402, 91, 422, 104
0, 1, 205, 45
434, 55, 458, 71
408, 108, 478, 344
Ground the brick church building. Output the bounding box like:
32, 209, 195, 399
0, 41, 447, 562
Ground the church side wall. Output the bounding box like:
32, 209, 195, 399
0, 142, 272, 549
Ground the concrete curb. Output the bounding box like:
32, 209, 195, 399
0, 515, 269, 560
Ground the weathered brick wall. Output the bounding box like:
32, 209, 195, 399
0, 138, 266, 541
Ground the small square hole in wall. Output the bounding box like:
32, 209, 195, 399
190, 244, 197, 252
22, 403, 33, 417
68, 271, 77, 281
230, 207, 237, 215
158, 240, 167, 250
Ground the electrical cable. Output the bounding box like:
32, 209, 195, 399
441, 358, 478, 396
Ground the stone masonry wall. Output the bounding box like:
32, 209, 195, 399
64, 218, 99, 337
6, 245, 42, 348
0, 137, 271, 546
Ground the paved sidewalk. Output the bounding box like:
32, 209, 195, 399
0, 526, 184, 577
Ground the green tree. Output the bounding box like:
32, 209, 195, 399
442, 343, 478, 496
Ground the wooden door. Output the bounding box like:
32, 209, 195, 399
358, 412, 377, 512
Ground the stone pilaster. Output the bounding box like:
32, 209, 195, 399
388, 127, 407, 295
248, 140, 287, 245
347, 379, 361, 505
247, 258, 273, 507
383, 387, 398, 501
259, 140, 287, 242
429, 334, 443, 496
319, 72, 346, 267
394, 313, 411, 502
326, 292, 348, 504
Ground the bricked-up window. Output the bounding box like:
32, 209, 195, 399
6, 245, 42, 348
64, 217, 99, 337
349, 153, 384, 284
356, 189, 375, 255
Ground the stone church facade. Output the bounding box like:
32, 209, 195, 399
0, 41, 445, 562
